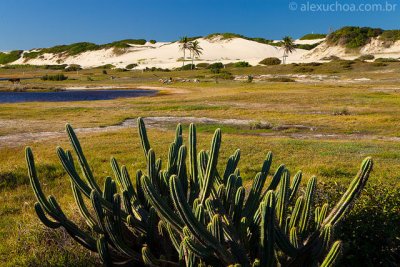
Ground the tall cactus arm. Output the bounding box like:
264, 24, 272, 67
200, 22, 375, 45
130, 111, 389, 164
320, 241, 342, 267
276, 169, 290, 228
66, 124, 102, 194
267, 164, 285, 191
299, 176, 317, 235
147, 149, 158, 188
26, 147, 59, 216
260, 191, 276, 267
209, 214, 224, 243
57, 146, 92, 198
323, 157, 373, 227
71, 183, 101, 232
142, 246, 159, 266
289, 227, 299, 248
288, 196, 304, 231
274, 225, 299, 257
166, 223, 183, 252
183, 236, 213, 259
138, 117, 151, 157
259, 164, 285, 201
288, 171, 302, 203
188, 123, 198, 184
223, 149, 241, 183
243, 173, 265, 218
97, 235, 112, 267
141, 175, 184, 232
34, 203, 61, 229
177, 145, 188, 195
316, 204, 329, 229
232, 187, 245, 225
103, 194, 138, 258
167, 142, 178, 174
175, 123, 183, 149
169, 175, 235, 265
111, 157, 123, 189
197, 150, 208, 187
199, 129, 222, 205
135, 170, 146, 205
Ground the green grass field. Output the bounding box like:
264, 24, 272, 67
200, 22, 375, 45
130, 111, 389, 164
0, 61, 399, 265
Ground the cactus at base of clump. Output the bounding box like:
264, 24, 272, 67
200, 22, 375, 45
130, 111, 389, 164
26, 117, 373, 266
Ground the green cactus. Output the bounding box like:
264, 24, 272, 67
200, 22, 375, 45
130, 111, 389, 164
26, 118, 373, 266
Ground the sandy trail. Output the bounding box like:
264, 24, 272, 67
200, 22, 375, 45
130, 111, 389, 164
0, 116, 398, 148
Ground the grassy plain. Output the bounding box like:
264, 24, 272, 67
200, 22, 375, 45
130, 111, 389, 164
0, 60, 400, 265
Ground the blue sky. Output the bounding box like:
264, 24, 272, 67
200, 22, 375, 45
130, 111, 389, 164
0, 0, 399, 50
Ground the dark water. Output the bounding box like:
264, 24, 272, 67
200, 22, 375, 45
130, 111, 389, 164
0, 89, 157, 103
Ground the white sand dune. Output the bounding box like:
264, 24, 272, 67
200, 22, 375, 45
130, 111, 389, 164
303, 37, 400, 61
9, 35, 400, 68
12, 36, 309, 69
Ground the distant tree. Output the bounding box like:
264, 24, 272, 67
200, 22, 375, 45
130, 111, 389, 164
188, 40, 203, 69
281, 36, 295, 64
179, 36, 190, 67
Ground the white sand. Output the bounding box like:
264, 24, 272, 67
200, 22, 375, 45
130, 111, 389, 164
12, 36, 309, 68
9, 36, 400, 68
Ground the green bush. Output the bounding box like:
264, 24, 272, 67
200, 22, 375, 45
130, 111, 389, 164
233, 61, 251, 68
319, 183, 400, 266
196, 63, 210, 69
143, 67, 170, 72
267, 77, 295, 82
41, 74, 68, 81
44, 64, 68, 70
126, 63, 138, 70
357, 54, 375, 61
295, 66, 314, 73
21, 39, 147, 60
259, 57, 281, 65
179, 64, 196, 70
300, 33, 326, 40
380, 30, 400, 42
149, 40, 157, 44
208, 62, 224, 70
326, 27, 383, 49
96, 64, 115, 69
373, 62, 388, 67
320, 55, 341, 61
0, 50, 22, 64
374, 58, 399, 63
295, 42, 322, 50
205, 33, 275, 45
214, 70, 234, 80
23, 51, 41, 59
65, 64, 82, 72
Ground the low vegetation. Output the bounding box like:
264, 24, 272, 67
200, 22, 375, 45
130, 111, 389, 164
41, 74, 68, 81
356, 54, 375, 61
326, 27, 383, 49
259, 57, 281, 65
300, 33, 326, 40
126, 63, 138, 69
0, 50, 23, 64
379, 30, 400, 42
23, 39, 147, 60
374, 57, 399, 63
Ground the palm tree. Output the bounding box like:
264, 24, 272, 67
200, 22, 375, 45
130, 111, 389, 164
188, 40, 203, 69
179, 36, 190, 67
281, 36, 295, 64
